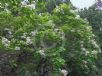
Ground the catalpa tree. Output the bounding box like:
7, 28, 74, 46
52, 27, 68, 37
0, 0, 101, 76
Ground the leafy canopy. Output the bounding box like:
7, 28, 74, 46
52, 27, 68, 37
0, 0, 101, 76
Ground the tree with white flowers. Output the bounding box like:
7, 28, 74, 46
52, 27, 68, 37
0, 0, 101, 76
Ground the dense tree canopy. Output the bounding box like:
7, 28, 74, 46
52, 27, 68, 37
79, 3, 102, 49
79, 2, 102, 75
0, 0, 101, 76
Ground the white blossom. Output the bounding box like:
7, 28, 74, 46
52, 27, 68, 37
0, 6, 2, 8
4, 28, 12, 34
21, 33, 27, 39
2, 37, 10, 47
81, 48, 86, 51
39, 13, 42, 16
31, 31, 37, 36
8, 31, 12, 35
91, 50, 98, 55
0, 5, 3, 8
4, 28, 12, 38
75, 15, 80, 19
4, 8, 11, 13
26, 37, 32, 45
74, 9, 78, 12
60, 36, 64, 39
60, 69, 68, 76
28, 4, 36, 10
54, 28, 59, 32
20, 40, 25, 44
84, 18, 87, 21
84, 64, 88, 68
5, 3, 8, 6
21, 35, 26, 39
4, 44, 10, 47
70, 10, 75, 13
38, 50, 45, 56
21, 0, 36, 10
55, 6, 60, 12
4, 28, 10, 31
85, 51, 90, 56
71, 29, 75, 32
91, 40, 99, 48
83, 60, 87, 64
21, 0, 29, 7
15, 46, 20, 51
81, 48, 89, 56
86, 26, 91, 31
99, 48, 101, 53
84, 18, 89, 24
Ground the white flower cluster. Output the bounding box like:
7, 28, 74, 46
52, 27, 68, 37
84, 18, 89, 24
81, 39, 101, 56
54, 28, 59, 32
30, 31, 37, 36
4, 28, 13, 38
21, 33, 27, 39
75, 15, 80, 19
80, 41, 84, 47
71, 29, 75, 32
4, 3, 10, 13
91, 40, 99, 48
91, 50, 98, 55
20, 40, 25, 44
28, 1, 36, 10
26, 37, 32, 45
82, 60, 87, 64
20, 31, 37, 45
39, 13, 42, 16
55, 6, 60, 13
0, 2, 3, 8
86, 26, 91, 31
2, 37, 10, 48
15, 46, 20, 51
54, 28, 64, 36
21, 0, 36, 10
21, 0, 29, 7
47, 20, 55, 28
81, 48, 89, 56
70, 10, 76, 13
38, 49, 45, 56
60, 69, 68, 76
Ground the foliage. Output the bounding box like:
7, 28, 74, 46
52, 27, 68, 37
79, 5, 102, 76
0, 0, 101, 76
79, 7, 102, 49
